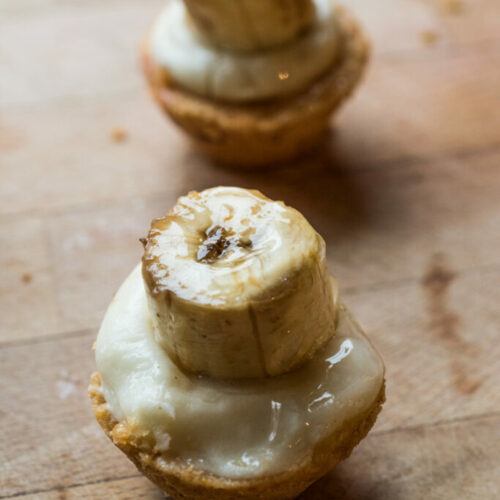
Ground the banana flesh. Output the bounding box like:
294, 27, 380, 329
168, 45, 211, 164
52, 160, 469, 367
142, 187, 337, 379
183, 0, 316, 52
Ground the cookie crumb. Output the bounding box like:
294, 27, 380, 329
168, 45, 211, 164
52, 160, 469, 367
441, 0, 464, 15
110, 127, 128, 143
21, 272, 32, 284
56, 379, 77, 400
421, 30, 439, 46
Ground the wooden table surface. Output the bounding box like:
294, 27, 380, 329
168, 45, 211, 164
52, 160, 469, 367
1, 0, 500, 498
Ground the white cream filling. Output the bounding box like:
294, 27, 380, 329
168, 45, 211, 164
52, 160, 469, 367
96, 265, 384, 478
150, 0, 340, 102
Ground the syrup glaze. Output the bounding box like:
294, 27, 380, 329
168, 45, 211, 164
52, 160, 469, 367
142, 187, 311, 306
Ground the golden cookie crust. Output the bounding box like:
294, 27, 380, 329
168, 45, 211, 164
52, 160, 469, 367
89, 372, 384, 499
142, 4, 370, 167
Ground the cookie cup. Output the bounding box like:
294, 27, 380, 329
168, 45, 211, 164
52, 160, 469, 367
142, 5, 369, 167
89, 373, 384, 499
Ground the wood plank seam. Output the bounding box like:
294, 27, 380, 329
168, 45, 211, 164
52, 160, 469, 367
0, 328, 93, 350
2, 259, 500, 351
371, 410, 500, 438
2, 411, 499, 499
0, 474, 141, 500
1, 140, 500, 223
342, 260, 500, 297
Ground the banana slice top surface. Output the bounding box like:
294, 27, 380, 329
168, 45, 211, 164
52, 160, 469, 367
150, 0, 340, 102
183, 0, 317, 52
142, 186, 323, 308
96, 265, 385, 478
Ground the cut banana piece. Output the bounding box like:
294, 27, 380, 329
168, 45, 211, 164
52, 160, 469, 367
142, 187, 337, 379
183, 0, 316, 51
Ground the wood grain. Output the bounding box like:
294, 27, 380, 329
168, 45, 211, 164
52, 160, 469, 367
1, 0, 499, 498
13, 415, 500, 499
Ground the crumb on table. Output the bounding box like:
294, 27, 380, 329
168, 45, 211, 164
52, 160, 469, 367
440, 0, 464, 15
21, 272, 32, 284
110, 127, 128, 143
421, 30, 439, 46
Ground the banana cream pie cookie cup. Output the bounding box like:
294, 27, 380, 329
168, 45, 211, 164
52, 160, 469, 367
142, 0, 370, 167
89, 187, 385, 499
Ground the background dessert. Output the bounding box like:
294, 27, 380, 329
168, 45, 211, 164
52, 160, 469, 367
142, 0, 370, 166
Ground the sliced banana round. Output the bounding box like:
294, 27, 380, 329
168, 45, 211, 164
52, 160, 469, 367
142, 187, 337, 379
184, 0, 316, 52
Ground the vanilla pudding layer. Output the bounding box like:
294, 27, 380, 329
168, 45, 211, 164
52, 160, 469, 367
150, 0, 340, 102
96, 266, 384, 479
